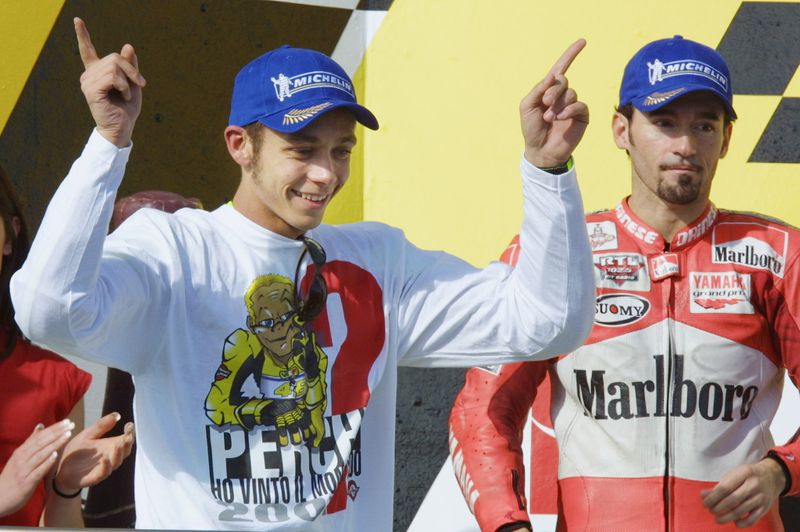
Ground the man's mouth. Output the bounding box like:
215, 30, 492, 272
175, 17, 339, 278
662, 164, 701, 173
293, 190, 328, 203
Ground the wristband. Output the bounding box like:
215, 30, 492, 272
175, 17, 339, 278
52, 478, 82, 499
537, 157, 574, 175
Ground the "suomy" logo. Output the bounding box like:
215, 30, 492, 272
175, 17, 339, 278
594, 294, 650, 326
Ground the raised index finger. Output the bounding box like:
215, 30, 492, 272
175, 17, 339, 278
548, 38, 587, 77
74, 17, 99, 68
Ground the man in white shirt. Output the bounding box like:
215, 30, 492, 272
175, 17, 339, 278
11, 18, 595, 530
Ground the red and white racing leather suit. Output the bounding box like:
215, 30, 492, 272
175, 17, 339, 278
450, 198, 800, 531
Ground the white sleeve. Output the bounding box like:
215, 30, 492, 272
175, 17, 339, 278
10, 130, 170, 374
396, 157, 594, 367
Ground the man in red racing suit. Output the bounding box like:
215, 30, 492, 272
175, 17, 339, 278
449, 36, 800, 531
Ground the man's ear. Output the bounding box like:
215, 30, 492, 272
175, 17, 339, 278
225, 126, 252, 168
612, 112, 631, 151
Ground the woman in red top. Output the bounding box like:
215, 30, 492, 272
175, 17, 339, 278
0, 162, 134, 526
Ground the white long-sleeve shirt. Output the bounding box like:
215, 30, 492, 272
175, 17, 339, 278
11, 130, 594, 530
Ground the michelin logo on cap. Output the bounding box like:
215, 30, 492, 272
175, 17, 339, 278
646, 58, 729, 91
271, 71, 354, 102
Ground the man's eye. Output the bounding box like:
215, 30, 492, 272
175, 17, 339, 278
334, 148, 352, 160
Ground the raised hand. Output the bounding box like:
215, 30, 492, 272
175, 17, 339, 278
53, 413, 135, 495
520, 39, 588, 168
0, 420, 74, 517
74, 17, 146, 148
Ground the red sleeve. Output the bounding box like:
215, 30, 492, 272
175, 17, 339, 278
769, 240, 800, 497
449, 362, 547, 531
61, 357, 92, 417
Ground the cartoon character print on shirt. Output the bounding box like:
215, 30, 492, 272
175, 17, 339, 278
205, 274, 328, 447
202, 261, 387, 525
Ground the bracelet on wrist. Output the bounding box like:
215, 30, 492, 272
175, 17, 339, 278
52, 478, 82, 499
537, 157, 574, 175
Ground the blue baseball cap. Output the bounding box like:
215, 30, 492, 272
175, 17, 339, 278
619, 36, 736, 119
229, 45, 379, 132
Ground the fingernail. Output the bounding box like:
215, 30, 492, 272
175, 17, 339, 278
113, 412, 122, 422
35, 423, 44, 431
63, 430, 73, 439
50, 451, 58, 460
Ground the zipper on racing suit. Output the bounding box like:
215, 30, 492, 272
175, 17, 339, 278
661, 266, 677, 532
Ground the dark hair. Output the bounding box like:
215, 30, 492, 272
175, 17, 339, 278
0, 164, 29, 357
615, 103, 634, 121
244, 122, 266, 156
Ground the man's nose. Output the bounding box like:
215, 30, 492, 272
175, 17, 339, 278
308, 156, 337, 184
672, 130, 697, 158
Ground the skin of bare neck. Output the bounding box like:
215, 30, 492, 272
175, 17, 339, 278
627, 182, 710, 244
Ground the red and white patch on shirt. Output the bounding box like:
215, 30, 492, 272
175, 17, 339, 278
712, 222, 788, 278
594, 253, 650, 291
690, 271, 753, 314
588, 221, 618, 251
649, 253, 681, 281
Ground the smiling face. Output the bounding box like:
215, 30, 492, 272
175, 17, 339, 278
230, 108, 357, 238
613, 91, 732, 211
